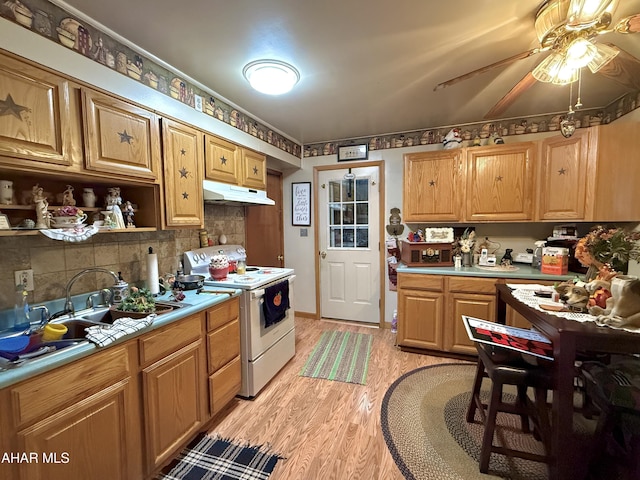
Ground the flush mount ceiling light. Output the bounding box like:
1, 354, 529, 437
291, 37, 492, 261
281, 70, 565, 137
242, 60, 300, 95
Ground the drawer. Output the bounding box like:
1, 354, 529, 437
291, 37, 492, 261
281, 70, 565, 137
10, 345, 130, 427
209, 356, 241, 416
207, 319, 240, 373
397, 273, 444, 291
448, 276, 498, 294
206, 298, 239, 332
139, 313, 201, 366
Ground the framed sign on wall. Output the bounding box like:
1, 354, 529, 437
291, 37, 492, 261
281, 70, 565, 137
292, 182, 311, 226
338, 144, 368, 161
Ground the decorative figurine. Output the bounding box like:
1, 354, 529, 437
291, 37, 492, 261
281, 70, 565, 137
62, 185, 76, 206
33, 185, 51, 229
105, 187, 126, 229
123, 201, 135, 228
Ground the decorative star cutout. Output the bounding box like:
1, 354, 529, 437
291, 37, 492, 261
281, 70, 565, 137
429, 180, 436, 187
496, 175, 503, 181
253, 166, 258, 175
180, 148, 186, 155
179, 167, 189, 178
0, 93, 29, 120
220, 156, 227, 165
558, 167, 567, 175
182, 192, 189, 199
118, 130, 133, 143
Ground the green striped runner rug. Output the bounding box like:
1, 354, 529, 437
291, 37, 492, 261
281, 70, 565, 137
299, 330, 373, 385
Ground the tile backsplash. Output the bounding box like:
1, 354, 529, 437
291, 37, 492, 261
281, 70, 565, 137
0, 203, 245, 309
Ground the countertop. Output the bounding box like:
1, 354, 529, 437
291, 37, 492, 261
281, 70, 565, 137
0, 288, 240, 389
396, 262, 583, 281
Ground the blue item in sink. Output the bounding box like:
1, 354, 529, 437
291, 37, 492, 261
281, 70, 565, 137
0, 335, 30, 354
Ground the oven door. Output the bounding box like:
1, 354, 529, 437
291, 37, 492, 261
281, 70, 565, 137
245, 275, 296, 362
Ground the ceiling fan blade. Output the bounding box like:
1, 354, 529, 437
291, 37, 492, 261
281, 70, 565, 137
614, 13, 640, 33
433, 49, 541, 91
484, 72, 538, 119
597, 44, 640, 90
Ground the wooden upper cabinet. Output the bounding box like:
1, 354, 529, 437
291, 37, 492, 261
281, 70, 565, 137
537, 130, 591, 221
403, 150, 464, 222
161, 118, 204, 228
587, 122, 640, 221
466, 142, 536, 221
0, 52, 75, 168
240, 148, 267, 190
82, 89, 161, 181
204, 135, 241, 184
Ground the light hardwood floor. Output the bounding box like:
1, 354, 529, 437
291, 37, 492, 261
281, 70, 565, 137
208, 316, 470, 479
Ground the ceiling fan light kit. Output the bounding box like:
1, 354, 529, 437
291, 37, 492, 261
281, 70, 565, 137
566, 0, 616, 30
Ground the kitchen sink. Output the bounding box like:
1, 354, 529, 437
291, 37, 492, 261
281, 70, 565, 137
79, 300, 187, 324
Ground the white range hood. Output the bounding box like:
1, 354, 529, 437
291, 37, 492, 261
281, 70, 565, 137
203, 180, 275, 206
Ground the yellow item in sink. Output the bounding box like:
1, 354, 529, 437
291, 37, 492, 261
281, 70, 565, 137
42, 323, 68, 341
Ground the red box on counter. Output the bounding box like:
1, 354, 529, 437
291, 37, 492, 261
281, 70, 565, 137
541, 247, 569, 275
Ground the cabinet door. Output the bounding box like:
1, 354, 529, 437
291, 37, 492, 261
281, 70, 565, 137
161, 118, 204, 227
0, 52, 74, 167
446, 293, 496, 355
403, 150, 464, 222
205, 135, 241, 184
240, 148, 267, 190
397, 288, 444, 350
82, 89, 161, 180
142, 340, 206, 473
17, 379, 136, 480
207, 318, 240, 372
209, 356, 241, 416
538, 131, 591, 221
466, 143, 535, 221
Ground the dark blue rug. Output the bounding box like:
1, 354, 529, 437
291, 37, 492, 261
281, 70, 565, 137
158, 433, 285, 480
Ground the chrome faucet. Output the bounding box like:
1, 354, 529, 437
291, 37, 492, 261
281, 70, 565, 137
61, 268, 120, 317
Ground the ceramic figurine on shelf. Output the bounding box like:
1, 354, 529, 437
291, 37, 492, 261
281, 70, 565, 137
105, 187, 126, 229
62, 185, 76, 206
123, 201, 135, 228
33, 185, 50, 229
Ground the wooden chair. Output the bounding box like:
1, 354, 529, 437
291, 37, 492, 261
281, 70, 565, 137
466, 343, 554, 473
580, 356, 640, 479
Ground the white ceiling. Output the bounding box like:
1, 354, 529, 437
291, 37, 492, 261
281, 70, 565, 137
60, 0, 640, 145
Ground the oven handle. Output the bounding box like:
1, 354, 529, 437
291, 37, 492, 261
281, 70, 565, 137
250, 275, 296, 300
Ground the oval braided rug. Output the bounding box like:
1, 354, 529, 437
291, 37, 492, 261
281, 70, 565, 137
381, 363, 556, 480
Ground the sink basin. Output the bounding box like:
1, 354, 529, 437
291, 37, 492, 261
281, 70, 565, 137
79, 301, 187, 324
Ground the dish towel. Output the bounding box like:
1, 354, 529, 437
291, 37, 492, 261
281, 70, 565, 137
85, 314, 156, 347
263, 280, 290, 327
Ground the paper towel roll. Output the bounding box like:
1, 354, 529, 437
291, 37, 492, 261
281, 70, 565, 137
147, 250, 159, 295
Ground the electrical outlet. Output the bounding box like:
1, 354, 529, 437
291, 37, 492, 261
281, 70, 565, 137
14, 269, 34, 292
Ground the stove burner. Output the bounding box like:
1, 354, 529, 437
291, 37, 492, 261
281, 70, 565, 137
245, 267, 260, 272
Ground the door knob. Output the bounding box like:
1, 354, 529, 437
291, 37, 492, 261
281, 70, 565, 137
320, 251, 327, 259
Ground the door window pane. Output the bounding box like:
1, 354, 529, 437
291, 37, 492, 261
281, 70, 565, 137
326, 174, 371, 250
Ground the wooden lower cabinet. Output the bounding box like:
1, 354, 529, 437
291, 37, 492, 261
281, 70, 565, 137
17, 379, 134, 480
397, 287, 444, 350
397, 273, 497, 355
0, 297, 242, 480
142, 339, 206, 474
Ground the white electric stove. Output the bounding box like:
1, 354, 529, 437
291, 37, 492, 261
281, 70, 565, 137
183, 246, 295, 398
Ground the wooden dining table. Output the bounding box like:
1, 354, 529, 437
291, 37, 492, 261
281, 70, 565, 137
495, 284, 640, 480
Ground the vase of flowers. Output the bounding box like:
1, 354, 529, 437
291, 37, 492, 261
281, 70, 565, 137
575, 225, 640, 280
459, 228, 476, 267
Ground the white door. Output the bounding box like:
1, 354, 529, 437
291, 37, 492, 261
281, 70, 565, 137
318, 166, 380, 323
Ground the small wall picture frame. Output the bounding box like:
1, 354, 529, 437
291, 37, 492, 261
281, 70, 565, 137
0, 213, 11, 230
338, 144, 368, 162
292, 182, 311, 226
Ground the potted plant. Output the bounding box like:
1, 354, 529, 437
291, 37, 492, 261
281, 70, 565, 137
110, 287, 171, 320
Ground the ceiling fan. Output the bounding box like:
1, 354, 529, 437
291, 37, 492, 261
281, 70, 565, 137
434, 0, 640, 119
